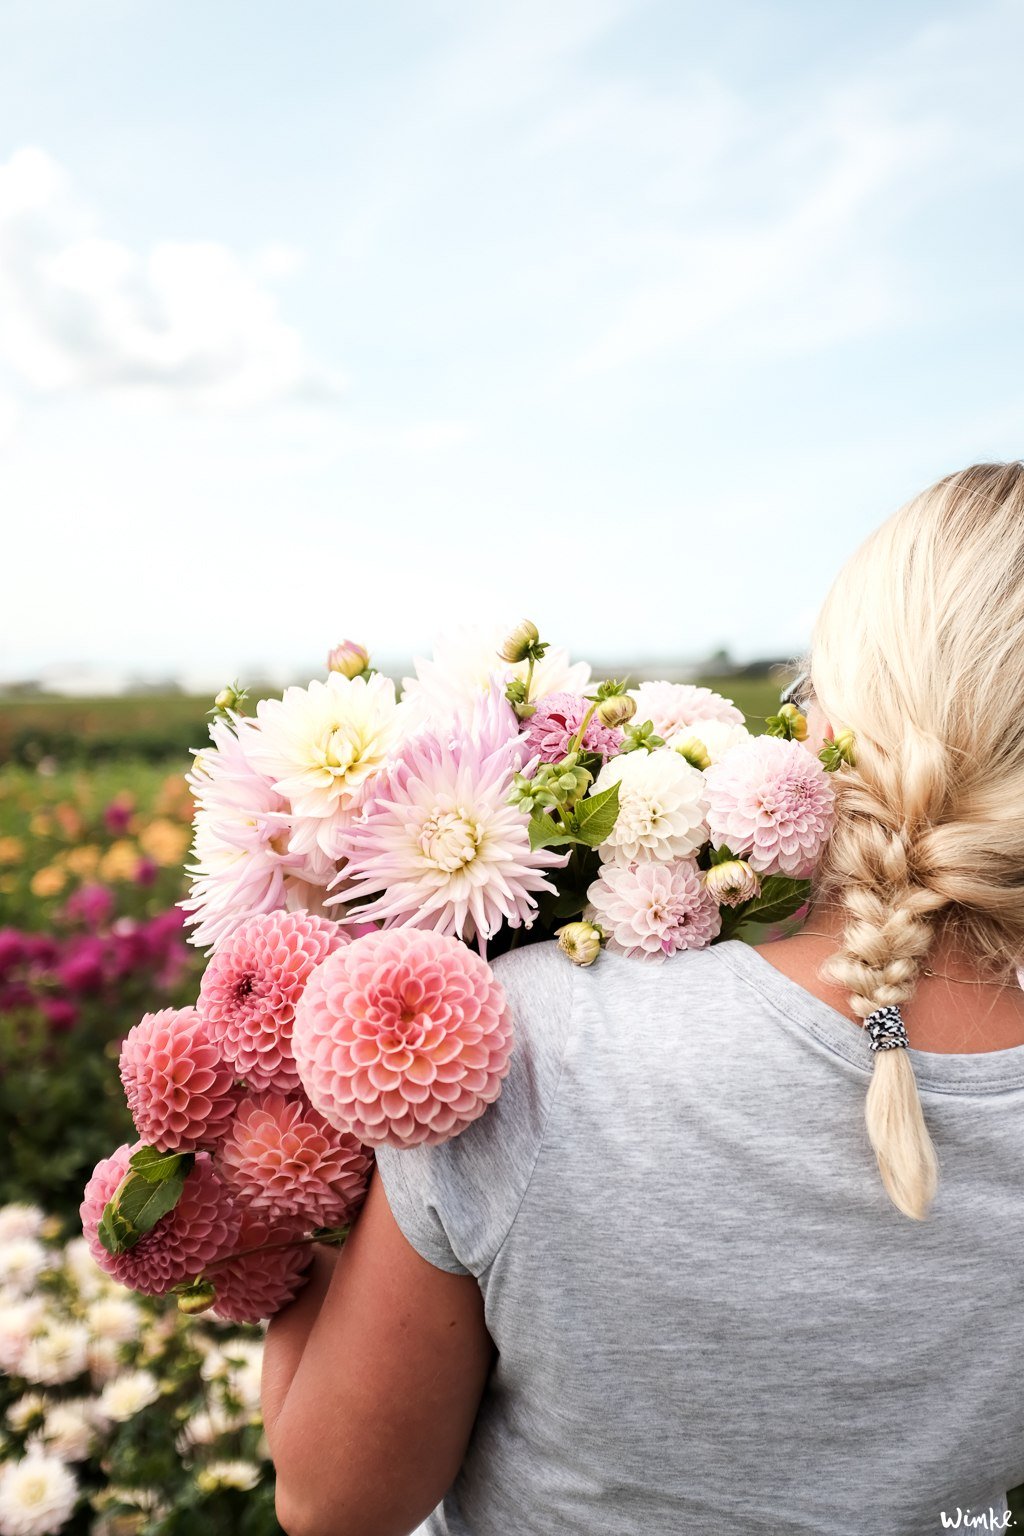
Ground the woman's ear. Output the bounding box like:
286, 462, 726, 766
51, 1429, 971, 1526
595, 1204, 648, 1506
803, 699, 833, 757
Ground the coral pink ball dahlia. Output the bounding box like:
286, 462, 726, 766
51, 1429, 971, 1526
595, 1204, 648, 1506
80, 1145, 242, 1296
217, 1092, 373, 1226
292, 928, 513, 1148
197, 910, 345, 1093
206, 1207, 314, 1325
586, 858, 722, 960
522, 691, 623, 764
703, 734, 835, 877
119, 1007, 239, 1152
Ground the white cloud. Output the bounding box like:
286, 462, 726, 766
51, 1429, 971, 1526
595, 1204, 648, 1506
0, 146, 341, 409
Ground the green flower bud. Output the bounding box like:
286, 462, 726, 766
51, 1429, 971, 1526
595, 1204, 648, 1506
818, 728, 857, 772
175, 1278, 218, 1316
555, 921, 605, 966
498, 620, 541, 664
765, 702, 808, 741
673, 735, 711, 771
327, 640, 370, 678
210, 681, 248, 717
596, 694, 637, 729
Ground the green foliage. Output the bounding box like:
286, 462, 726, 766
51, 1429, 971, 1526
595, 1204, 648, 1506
99, 1153, 194, 1256
572, 780, 621, 847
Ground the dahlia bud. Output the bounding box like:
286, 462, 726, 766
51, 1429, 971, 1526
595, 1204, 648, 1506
327, 640, 370, 678
596, 694, 637, 729
765, 702, 808, 741
211, 681, 248, 717
175, 1279, 218, 1316
703, 859, 761, 908
818, 728, 857, 772
555, 921, 605, 966
674, 735, 711, 771
498, 620, 541, 664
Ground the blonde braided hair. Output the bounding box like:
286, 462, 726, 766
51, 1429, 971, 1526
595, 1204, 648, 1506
807, 461, 1024, 1220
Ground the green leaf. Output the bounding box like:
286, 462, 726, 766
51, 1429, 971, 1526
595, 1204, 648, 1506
708, 844, 736, 867
734, 875, 810, 928
527, 811, 578, 851
98, 1165, 189, 1254
129, 1145, 195, 1184
573, 780, 621, 848
97, 1199, 135, 1256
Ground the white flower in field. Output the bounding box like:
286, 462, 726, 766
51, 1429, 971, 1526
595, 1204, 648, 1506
85, 1337, 124, 1386
0, 1206, 45, 1244
195, 1459, 262, 1493
0, 1296, 46, 1375
39, 1399, 97, 1462
221, 1339, 264, 1412
199, 1348, 231, 1383
175, 1403, 248, 1453
96, 1369, 161, 1423
19, 1323, 90, 1386
0, 1239, 50, 1296
0, 1451, 78, 1536
85, 1297, 140, 1346
5, 1395, 48, 1434
666, 718, 752, 765
399, 623, 591, 734
60, 1238, 116, 1301
590, 748, 709, 866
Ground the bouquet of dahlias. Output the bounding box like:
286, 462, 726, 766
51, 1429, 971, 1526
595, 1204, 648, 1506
80, 624, 842, 1324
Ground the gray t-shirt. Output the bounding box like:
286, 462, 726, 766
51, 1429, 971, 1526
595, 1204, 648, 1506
373, 936, 1024, 1535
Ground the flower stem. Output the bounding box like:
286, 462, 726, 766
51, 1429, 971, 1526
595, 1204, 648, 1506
566, 699, 599, 758
199, 1230, 348, 1277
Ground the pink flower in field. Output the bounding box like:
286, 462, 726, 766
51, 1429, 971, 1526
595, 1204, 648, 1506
585, 858, 722, 960
217, 1092, 373, 1226
103, 797, 135, 836
197, 910, 346, 1093
627, 681, 744, 738
62, 884, 115, 929
703, 735, 835, 877
521, 691, 623, 764
292, 928, 513, 1147
330, 680, 565, 946
119, 1007, 240, 1152
206, 1206, 314, 1325
80, 1145, 242, 1296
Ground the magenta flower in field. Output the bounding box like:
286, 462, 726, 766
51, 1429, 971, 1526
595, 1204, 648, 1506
292, 927, 513, 1148
218, 1091, 373, 1226
586, 857, 722, 960
119, 1006, 240, 1152
703, 734, 835, 877
522, 691, 623, 764
197, 909, 346, 1093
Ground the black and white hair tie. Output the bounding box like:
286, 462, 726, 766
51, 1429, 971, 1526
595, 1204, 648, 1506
865, 1004, 910, 1053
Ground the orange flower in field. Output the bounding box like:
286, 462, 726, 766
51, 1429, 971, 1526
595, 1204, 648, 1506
30, 865, 67, 898
54, 803, 84, 840
0, 836, 24, 864
64, 845, 101, 879
139, 818, 190, 868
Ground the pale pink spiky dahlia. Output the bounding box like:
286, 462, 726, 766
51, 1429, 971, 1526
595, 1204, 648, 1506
217, 1092, 373, 1225
80, 1145, 242, 1296
292, 927, 513, 1147
206, 1207, 314, 1325
703, 734, 835, 876
197, 910, 345, 1093
522, 691, 623, 764
586, 857, 722, 960
119, 1007, 239, 1152
330, 681, 565, 946
628, 680, 744, 738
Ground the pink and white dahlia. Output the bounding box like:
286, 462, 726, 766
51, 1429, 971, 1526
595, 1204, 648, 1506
217, 1092, 373, 1226
207, 1207, 314, 1325
119, 1007, 239, 1152
399, 623, 591, 734
586, 858, 722, 959
628, 681, 744, 738
703, 734, 835, 876
292, 928, 513, 1147
181, 715, 336, 953
589, 748, 708, 865
666, 718, 751, 765
245, 672, 404, 861
80, 1146, 241, 1296
0, 1451, 78, 1536
330, 682, 565, 946
197, 910, 345, 1094
522, 691, 623, 764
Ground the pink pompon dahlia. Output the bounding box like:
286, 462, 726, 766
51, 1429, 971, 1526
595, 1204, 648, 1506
586, 858, 722, 960
522, 691, 623, 764
197, 910, 346, 1093
292, 927, 513, 1147
628, 680, 744, 737
206, 1207, 314, 1325
217, 1092, 373, 1226
119, 1007, 239, 1153
80, 1145, 242, 1296
703, 734, 835, 876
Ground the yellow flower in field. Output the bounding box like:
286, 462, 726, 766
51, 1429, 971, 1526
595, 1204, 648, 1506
0, 836, 24, 864
138, 818, 189, 867
64, 845, 101, 878
99, 840, 142, 882
29, 813, 52, 837
30, 865, 67, 897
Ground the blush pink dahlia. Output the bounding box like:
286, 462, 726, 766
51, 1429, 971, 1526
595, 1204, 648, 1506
292, 928, 513, 1147
217, 1092, 373, 1226
80, 1146, 241, 1296
628, 681, 744, 737
521, 691, 623, 764
330, 681, 565, 946
703, 735, 835, 877
197, 910, 345, 1094
119, 1007, 239, 1152
399, 623, 592, 734
585, 858, 722, 960
206, 1207, 314, 1326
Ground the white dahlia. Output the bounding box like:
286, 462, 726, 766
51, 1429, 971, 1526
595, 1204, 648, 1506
246, 672, 403, 860
590, 748, 708, 865
85, 1297, 140, 1345
0, 1453, 78, 1536
19, 1324, 90, 1387
40, 1400, 97, 1463
666, 718, 751, 765
0, 1207, 45, 1245
0, 1240, 50, 1297
399, 622, 591, 733
628, 680, 744, 738
96, 1369, 161, 1424
0, 1297, 46, 1376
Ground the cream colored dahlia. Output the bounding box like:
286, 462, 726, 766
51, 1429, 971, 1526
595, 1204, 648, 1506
590, 748, 708, 865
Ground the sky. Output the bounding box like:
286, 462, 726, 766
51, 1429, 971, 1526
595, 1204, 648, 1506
2, 0, 1023, 690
